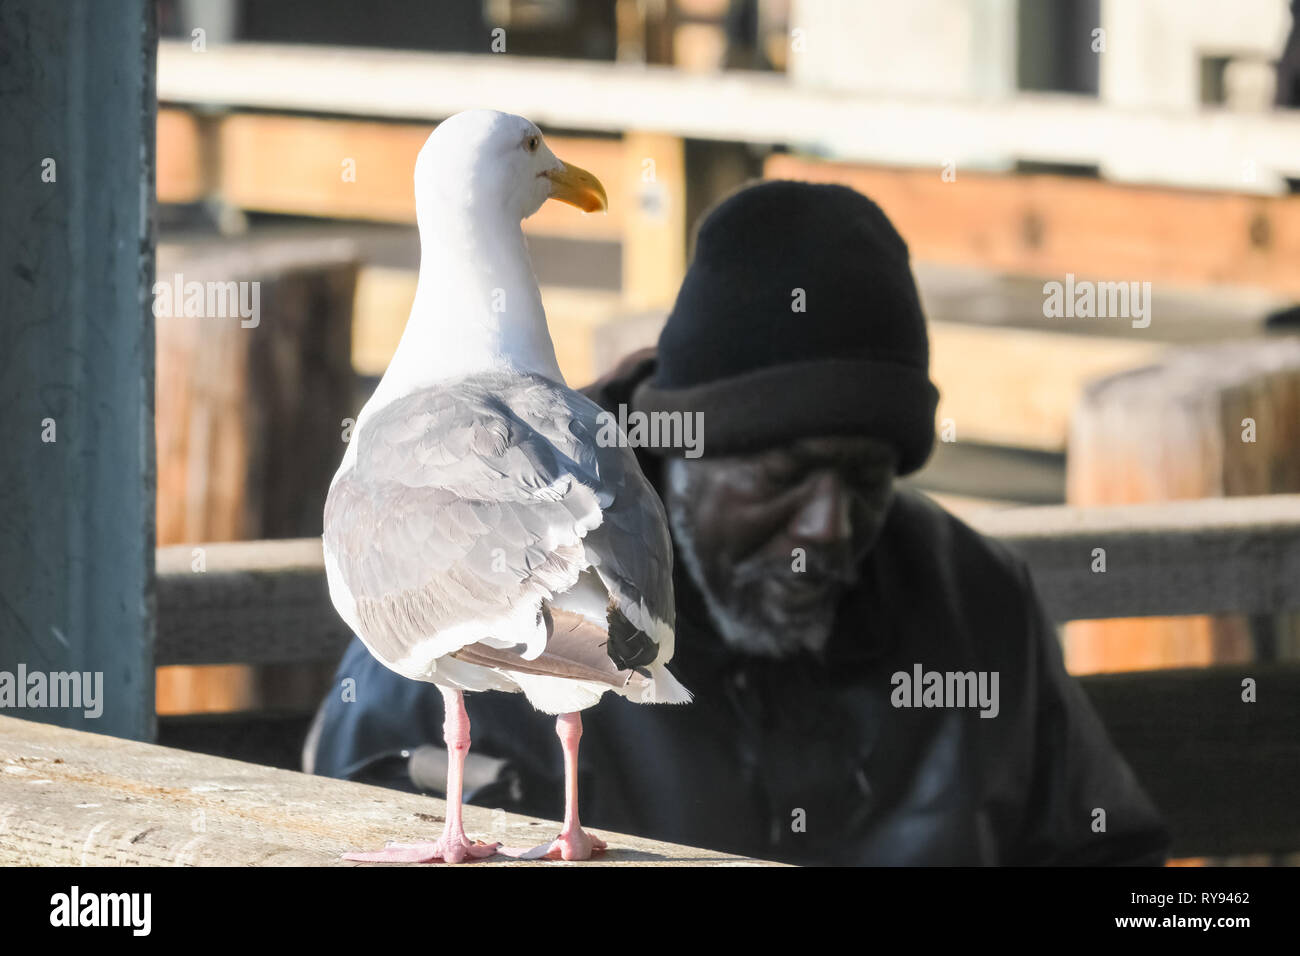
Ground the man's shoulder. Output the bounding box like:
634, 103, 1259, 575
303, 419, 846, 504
887, 487, 1027, 574
579, 348, 657, 412
880, 486, 1037, 621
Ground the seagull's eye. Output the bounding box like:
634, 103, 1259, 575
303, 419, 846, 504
525, 135, 539, 153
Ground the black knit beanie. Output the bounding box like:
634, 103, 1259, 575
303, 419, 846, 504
631, 179, 939, 475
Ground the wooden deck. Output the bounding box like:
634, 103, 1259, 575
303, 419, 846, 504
0, 717, 773, 866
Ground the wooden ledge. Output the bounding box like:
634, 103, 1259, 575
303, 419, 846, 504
0, 717, 776, 866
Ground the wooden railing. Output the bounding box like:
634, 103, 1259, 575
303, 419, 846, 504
153, 495, 1300, 859
972, 494, 1300, 622
156, 494, 1300, 667
155, 41, 1300, 192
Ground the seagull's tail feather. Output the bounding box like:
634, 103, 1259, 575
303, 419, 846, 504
625, 660, 693, 706
447, 604, 691, 711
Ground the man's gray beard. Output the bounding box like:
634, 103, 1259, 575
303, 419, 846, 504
664, 459, 834, 658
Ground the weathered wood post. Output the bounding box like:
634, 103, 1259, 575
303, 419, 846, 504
0, 1, 157, 739
152, 236, 358, 717
1066, 337, 1300, 671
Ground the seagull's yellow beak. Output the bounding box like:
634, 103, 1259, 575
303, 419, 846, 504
544, 160, 607, 213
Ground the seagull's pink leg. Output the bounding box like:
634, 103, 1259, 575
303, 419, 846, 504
342, 687, 498, 864
544, 712, 607, 860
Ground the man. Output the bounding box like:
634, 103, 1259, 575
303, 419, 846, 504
308, 180, 1169, 865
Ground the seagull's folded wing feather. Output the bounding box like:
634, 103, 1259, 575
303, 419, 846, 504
324, 369, 677, 691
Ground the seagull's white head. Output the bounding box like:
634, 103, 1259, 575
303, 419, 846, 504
414, 109, 607, 226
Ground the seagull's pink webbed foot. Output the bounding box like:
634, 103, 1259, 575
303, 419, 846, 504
545, 825, 607, 861
497, 824, 606, 861
342, 687, 499, 864
500, 711, 607, 861
343, 834, 498, 864
538, 712, 609, 860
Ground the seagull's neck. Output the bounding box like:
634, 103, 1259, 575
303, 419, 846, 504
371, 204, 564, 409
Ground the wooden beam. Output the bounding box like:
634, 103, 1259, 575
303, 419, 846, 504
621, 131, 687, 309
198, 112, 625, 238
156, 539, 351, 668
929, 320, 1164, 451
155, 495, 1300, 669
972, 494, 1300, 622
218, 113, 426, 223
765, 156, 1300, 296
155, 41, 1300, 192
0, 716, 774, 865
154, 236, 358, 546
0, 0, 157, 741
157, 107, 207, 203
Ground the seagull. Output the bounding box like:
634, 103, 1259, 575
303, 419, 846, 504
323, 110, 691, 864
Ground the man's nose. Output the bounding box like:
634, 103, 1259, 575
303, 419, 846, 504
788, 471, 853, 546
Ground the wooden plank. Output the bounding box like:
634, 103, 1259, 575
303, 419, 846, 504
156, 539, 352, 668
621, 131, 687, 309
0, 0, 157, 741
1078, 663, 1300, 858
929, 320, 1164, 451
157, 107, 207, 202
972, 494, 1300, 622
912, 261, 1283, 344
0, 716, 773, 865
155, 41, 1300, 192
156, 662, 335, 719
218, 113, 427, 223
154, 237, 358, 545
765, 156, 1300, 295
212, 113, 624, 239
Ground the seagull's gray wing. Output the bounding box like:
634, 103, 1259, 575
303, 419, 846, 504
566, 406, 676, 669
323, 369, 674, 683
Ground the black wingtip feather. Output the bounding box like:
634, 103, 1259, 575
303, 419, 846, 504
605, 600, 658, 669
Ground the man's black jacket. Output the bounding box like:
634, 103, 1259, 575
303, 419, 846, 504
308, 355, 1170, 865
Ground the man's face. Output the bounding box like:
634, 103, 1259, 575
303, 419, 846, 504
664, 436, 898, 659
